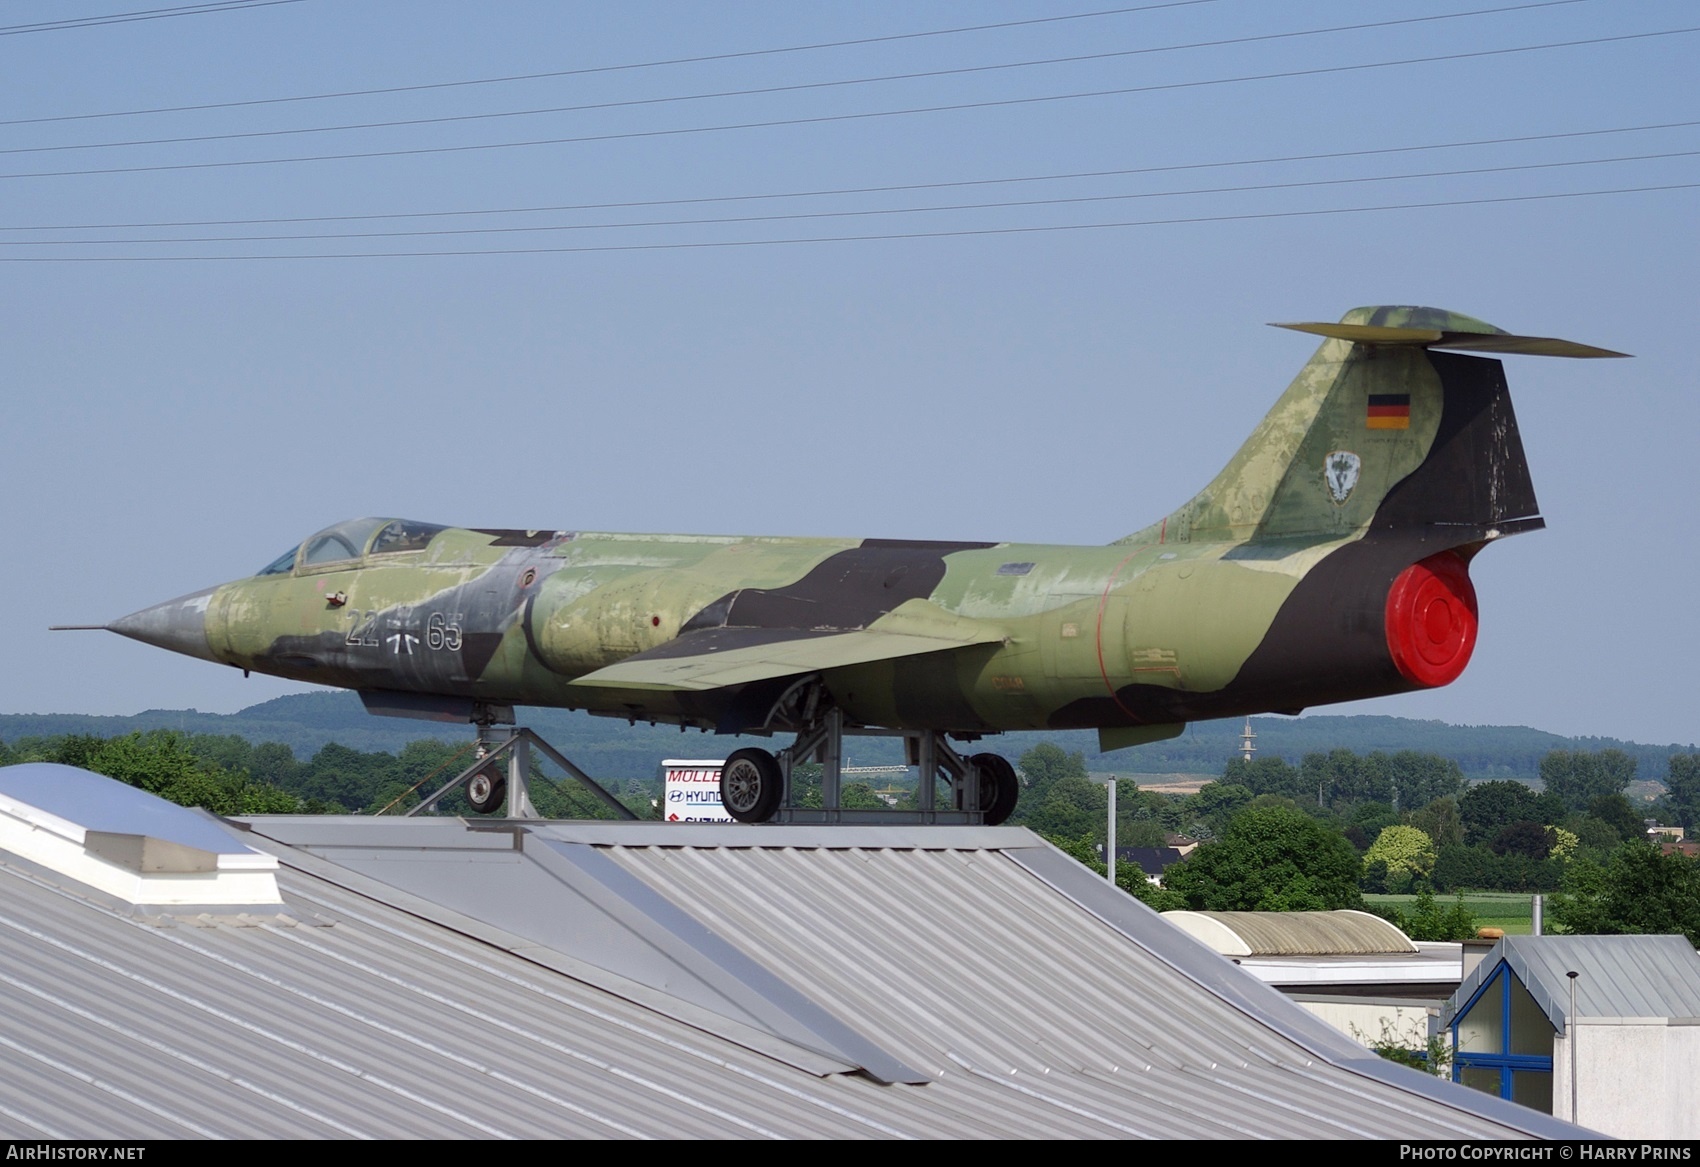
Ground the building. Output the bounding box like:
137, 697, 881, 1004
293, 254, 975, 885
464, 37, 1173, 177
1114, 845, 1187, 881
1440, 934, 1700, 1137
0, 763, 1582, 1139
1162, 909, 1475, 1051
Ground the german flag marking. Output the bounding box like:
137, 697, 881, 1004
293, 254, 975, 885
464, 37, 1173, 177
1366, 393, 1411, 430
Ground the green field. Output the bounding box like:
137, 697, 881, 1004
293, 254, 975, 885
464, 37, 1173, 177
1363, 892, 1539, 935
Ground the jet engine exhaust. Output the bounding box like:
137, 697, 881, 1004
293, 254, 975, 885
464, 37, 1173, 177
1384, 551, 1478, 688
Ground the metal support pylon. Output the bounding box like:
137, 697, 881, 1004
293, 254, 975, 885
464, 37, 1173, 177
404, 726, 636, 820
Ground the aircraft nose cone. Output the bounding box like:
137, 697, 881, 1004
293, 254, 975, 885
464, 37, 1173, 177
107, 587, 219, 663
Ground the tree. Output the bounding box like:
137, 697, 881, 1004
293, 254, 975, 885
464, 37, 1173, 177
1540, 749, 1636, 813
296, 742, 401, 811
1587, 794, 1644, 844
1222, 755, 1306, 801
1405, 796, 1464, 848
54, 730, 304, 815
1549, 844, 1700, 946
1386, 751, 1466, 809
1564, 814, 1621, 856
1460, 781, 1543, 846
1491, 820, 1555, 860
1117, 817, 1168, 848
1188, 781, 1253, 837
1017, 742, 1089, 791
1664, 754, 1700, 831
1401, 890, 1479, 942
1166, 805, 1362, 911
1363, 825, 1436, 893
1432, 843, 1564, 893
1302, 749, 1385, 809
1352, 1017, 1455, 1076
248, 741, 299, 787
1021, 775, 1104, 839
50, 734, 106, 770
1350, 802, 1399, 840
186, 733, 255, 776
1368, 889, 1479, 942
839, 783, 887, 810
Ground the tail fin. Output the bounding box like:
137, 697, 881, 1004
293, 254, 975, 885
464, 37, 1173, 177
1117, 306, 1624, 550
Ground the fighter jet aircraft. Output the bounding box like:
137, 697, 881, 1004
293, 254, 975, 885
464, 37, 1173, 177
68, 306, 1624, 823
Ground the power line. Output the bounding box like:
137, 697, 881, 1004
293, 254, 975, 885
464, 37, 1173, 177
4, 25, 1690, 182
2, 182, 1690, 260
8, 149, 1692, 246
6, 118, 1693, 232
0, 0, 302, 37
0, 1, 1218, 126
0, 2, 1592, 157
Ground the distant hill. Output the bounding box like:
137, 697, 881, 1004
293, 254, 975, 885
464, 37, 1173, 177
2, 693, 1692, 786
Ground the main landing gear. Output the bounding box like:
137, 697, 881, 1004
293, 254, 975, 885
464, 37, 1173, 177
720, 748, 785, 823
716, 699, 1020, 826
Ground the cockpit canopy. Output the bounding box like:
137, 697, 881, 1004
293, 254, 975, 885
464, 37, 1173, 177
256, 518, 447, 576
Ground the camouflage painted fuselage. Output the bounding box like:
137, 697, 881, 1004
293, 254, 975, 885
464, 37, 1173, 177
110, 307, 1601, 748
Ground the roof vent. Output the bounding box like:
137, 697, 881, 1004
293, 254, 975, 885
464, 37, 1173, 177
0, 763, 281, 908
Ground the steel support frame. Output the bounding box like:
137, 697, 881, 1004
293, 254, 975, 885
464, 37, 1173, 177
406, 724, 637, 820
771, 716, 987, 824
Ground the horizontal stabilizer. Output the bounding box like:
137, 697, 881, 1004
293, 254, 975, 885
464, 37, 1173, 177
1272, 321, 1628, 359
572, 624, 1005, 692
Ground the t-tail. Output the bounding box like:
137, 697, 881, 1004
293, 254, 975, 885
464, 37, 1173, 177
1119, 305, 1626, 710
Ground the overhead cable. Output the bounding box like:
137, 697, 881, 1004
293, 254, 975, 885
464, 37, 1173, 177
0, 1, 1220, 125
0, 2, 1595, 156
2, 183, 1692, 261
3, 25, 1690, 182
7, 149, 1692, 246
5, 117, 1693, 232
0, 0, 303, 37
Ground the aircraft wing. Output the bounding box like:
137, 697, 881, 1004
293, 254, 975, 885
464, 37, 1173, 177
570, 618, 1005, 693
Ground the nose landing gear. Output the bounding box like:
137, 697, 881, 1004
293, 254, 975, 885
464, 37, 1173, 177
402, 702, 638, 820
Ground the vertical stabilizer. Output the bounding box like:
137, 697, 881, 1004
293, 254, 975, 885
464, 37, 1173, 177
1117, 306, 1546, 550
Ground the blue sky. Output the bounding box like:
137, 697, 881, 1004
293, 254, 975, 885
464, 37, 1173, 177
2, 1, 1694, 745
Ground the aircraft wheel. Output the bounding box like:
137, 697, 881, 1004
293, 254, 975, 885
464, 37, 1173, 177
967, 753, 1019, 825
466, 766, 507, 815
720, 748, 782, 823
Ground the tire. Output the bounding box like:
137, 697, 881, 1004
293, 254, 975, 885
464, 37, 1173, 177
968, 752, 1020, 825
466, 766, 507, 815
719, 748, 782, 823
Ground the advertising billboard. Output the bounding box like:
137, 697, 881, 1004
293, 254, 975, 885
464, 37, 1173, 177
659, 759, 733, 823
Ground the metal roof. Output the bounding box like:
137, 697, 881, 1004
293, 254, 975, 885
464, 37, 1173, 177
1162, 910, 1418, 956
1441, 935, 1700, 1035
0, 780, 1587, 1138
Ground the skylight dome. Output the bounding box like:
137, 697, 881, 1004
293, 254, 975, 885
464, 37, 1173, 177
0, 763, 281, 908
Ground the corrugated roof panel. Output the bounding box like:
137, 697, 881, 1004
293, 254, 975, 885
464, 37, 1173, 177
597, 839, 1564, 1139
0, 800, 1590, 1140
0, 860, 867, 1139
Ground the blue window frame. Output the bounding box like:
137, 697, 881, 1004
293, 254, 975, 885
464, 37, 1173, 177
1452, 962, 1555, 1112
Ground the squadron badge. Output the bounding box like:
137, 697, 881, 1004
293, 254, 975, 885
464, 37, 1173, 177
1324, 450, 1361, 505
